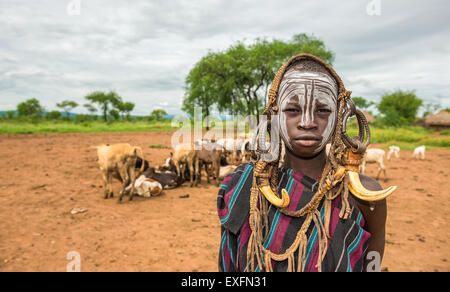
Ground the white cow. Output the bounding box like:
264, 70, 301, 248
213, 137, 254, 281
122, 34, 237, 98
413, 145, 426, 160
125, 175, 163, 198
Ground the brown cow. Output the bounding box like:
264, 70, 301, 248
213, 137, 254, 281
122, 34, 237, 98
195, 142, 222, 186
96, 143, 145, 202
171, 144, 197, 187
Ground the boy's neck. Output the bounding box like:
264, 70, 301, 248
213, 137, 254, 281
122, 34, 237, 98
283, 147, 327, 179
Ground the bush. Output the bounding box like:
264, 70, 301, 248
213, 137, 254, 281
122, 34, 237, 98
46, 111, 62, 120
74, 114, 92, 123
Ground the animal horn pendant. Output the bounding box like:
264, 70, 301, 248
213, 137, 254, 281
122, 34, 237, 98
259, 186, 290, 208
345, 150, 397, 201
255, 161, 290, 208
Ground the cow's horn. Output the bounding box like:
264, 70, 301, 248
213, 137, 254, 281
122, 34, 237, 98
347, 171, 397, 202
259, 186, 290, 208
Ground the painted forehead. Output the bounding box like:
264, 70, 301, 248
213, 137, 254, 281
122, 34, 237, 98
277, 71, 338, 108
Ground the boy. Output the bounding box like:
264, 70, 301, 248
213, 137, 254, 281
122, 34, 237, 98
218, 54, 394, 272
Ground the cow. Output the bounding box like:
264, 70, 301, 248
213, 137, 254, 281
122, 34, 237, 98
135, 157, 150, 171
195, 142, 222, 186
125, 175, 163, 198
217, 138, 244, 165
95, 143, 145, 202
171, 144, 197, 187
142, 167, 182, 189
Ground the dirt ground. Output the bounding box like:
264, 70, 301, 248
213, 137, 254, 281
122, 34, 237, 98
0, 132, 448, 272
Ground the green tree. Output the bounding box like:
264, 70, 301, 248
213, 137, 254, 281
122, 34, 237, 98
84, 91, 121, 122
115, 101, 135, 119
17, 98, 44, 118
109, 109, 120, 121
46, 110, 62, 120
56, 100, 79, 118
182, 52, 221, 119
183, 34, 334, 122
149, 109, 168, 121
6, 110, 15, 119
352, 96, 375, 111
377, 90, 423, 126
84, 103, 98, 114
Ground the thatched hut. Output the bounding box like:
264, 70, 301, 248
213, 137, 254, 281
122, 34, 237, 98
362, 111, 376, 123
424, 110, 450, 130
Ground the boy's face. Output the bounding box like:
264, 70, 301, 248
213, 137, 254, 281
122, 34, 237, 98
278, 70, 337, 158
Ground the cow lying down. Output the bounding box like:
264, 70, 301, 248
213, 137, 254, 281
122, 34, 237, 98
123, 166, 182, 197
125, 175, 163, 198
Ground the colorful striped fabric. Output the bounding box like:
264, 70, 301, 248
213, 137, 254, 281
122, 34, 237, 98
217, 163, 371, 272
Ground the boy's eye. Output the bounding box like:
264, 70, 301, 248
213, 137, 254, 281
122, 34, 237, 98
284, 107, 300, 112
317, 108, 331, 113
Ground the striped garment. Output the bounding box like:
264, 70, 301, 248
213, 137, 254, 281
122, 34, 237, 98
217, 163, 371, 272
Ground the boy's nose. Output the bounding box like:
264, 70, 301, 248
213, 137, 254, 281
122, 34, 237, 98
298, 115, 318, 129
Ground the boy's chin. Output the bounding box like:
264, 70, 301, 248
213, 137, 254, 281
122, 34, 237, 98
288, 144, 325, 159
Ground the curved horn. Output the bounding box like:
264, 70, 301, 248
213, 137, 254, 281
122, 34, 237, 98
347, 171, 397, 202
259, 186, 290, 208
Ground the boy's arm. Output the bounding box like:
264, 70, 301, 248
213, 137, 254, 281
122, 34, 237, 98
351, 174, 388, 271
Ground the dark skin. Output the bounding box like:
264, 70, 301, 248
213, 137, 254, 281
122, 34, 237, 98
282, 96, 387, 270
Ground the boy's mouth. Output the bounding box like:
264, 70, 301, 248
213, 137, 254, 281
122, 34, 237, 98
293, 135, 321, 147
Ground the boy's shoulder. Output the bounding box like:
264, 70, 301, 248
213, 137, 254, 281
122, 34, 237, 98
217, 163, 255, 234
219, 162, 254, 191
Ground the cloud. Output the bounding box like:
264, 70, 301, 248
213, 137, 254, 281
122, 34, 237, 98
0, 0, 449, 115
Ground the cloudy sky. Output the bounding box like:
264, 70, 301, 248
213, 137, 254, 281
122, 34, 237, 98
0, 0, 449, 116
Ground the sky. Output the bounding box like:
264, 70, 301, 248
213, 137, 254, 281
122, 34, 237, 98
0, 0, 449, 116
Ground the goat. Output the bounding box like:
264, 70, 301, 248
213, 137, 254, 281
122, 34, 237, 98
360, 148, 387, 181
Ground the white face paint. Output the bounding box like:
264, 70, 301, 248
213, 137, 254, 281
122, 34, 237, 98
277, 71, 338, 154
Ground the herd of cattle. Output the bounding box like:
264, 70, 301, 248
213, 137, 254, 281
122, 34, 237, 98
94, 137, 427, 202
94, 136, 254, 202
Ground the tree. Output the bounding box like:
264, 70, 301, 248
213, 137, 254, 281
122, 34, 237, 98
109, 109, 120, 121
377, 90, 423, 126
46, 110, 62, 120
84, 103, 98, 114
183, 34, 335, 123
182, 52, 221, 121
84, 91, 121, 122
149, 109, 168, 121
6, 110, 15, 119
17, 98, 44, 118
422, 103, 441, 117
56, 100, 79, 118
115, 101, 135, 119
352, 96, 375, 111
